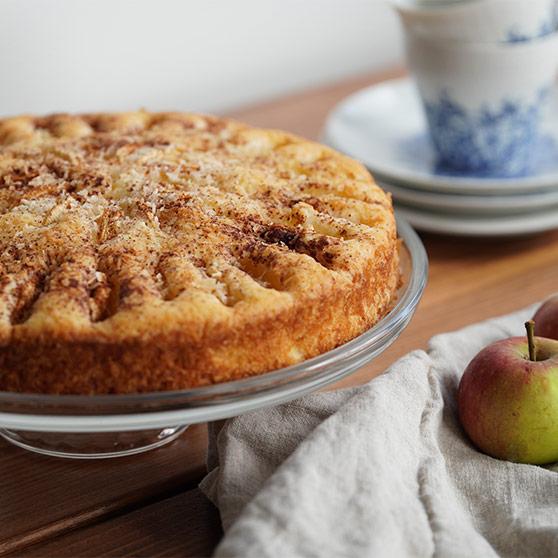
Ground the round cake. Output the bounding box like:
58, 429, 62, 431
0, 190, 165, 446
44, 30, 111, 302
0, 111, 399, 394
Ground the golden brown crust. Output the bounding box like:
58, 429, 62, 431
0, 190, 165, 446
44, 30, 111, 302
0, 111, 399, 394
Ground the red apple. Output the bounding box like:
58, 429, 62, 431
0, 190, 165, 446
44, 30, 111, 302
458, 321, 558, 464
533, 295, 558, 340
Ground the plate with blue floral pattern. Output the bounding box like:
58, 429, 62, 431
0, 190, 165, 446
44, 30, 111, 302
323, 77, 558, 195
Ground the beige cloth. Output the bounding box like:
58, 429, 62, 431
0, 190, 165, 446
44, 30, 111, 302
200, 305, 558, 557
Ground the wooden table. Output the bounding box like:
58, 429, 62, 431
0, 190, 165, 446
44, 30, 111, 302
3, 68, 558, 557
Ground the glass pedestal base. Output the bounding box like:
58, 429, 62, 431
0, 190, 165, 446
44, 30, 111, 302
0, 425, 188, 459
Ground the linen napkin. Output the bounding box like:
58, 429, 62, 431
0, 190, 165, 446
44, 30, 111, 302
200, 305, 558, 557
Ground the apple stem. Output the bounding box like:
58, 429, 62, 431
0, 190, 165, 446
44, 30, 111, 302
525, 320, 537, 362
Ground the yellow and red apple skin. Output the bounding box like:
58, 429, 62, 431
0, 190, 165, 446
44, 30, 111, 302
534, 295, 558, 340
458, 337, 558, 465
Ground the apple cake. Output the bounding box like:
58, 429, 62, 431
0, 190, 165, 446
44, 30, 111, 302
0, 111, 399, 394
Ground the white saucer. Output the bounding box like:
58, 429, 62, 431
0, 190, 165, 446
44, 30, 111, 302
323, 77, 558, 195
380, 181, 558, 215
394, 206, 558, 237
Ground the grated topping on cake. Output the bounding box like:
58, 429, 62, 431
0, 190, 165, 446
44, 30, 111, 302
0, 111, 399, 394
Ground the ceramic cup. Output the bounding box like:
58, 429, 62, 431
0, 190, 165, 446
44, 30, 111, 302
404, 31, 558, 176
394, 0, 558, 43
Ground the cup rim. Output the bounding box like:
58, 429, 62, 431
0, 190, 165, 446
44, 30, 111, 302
405, 26, 558, 49
392, 0, 553, 16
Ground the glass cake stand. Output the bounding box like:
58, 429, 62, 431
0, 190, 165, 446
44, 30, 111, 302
0, 217, 428, 459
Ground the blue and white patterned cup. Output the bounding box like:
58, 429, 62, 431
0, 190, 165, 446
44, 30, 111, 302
395, 0, 558, 43
404, 31, 558, 177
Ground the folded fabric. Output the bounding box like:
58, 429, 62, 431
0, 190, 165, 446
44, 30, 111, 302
200, 304, 558, 557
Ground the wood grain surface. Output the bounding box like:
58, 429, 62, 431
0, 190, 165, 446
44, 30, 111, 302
16, 490, 222, 558
3, 67, 558, 557
0, 426, 208, 556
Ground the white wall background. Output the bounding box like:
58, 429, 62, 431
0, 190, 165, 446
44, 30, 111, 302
0, 0, 402, 117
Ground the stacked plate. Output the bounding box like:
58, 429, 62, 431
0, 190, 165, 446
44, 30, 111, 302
323, 77, 558, 237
